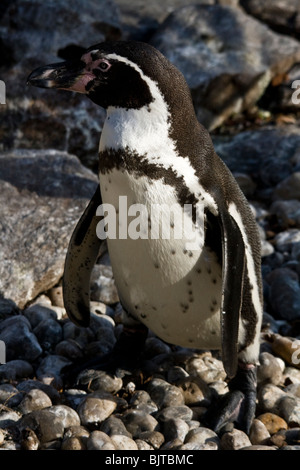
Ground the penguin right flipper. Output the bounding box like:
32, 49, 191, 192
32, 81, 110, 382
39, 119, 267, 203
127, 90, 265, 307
63, 185, 103, 327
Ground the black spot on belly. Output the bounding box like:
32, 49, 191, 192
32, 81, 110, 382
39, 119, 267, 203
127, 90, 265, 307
154, 263, 160, 269
180, 302, 189, 313
171, 249, 176, 255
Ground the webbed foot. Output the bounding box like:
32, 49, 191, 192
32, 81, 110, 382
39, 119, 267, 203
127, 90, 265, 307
204, 364, 257, 435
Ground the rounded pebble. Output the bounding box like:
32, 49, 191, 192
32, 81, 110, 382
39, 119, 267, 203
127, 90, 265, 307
18, 409, 65, 443
77, 393, 117, 427
220, 429, 252, 450
111, 434, 138, 450
100, 416, 132, 437
121, 409, 159, 438
77, 369, 122, 393
61, 426, 89, 450
18, 388, 52, 414
87, 430, 116, 450
249, 418, 271, 445
257, 352, 284, 385
137, 430, 165, 449
185, 426, 220, 448
147, 378, 184, 408
129, 390, 158, 414
0, 360, 34, 381
257, 412, 288, 434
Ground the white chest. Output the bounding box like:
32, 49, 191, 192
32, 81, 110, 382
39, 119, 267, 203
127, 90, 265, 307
99, 168, 222, 350
98, 98, 221, 349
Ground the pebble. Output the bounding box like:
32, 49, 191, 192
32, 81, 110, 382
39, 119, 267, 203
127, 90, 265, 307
274, 172, 300, 200
24, 304, 58, 327
257, 412, 288, 434
17, 388, 52, 414
20, 428, 40, 450
137, 430, 165, 449
100, 416, 132, 437
48, 405, 80, 428
16, 379, 60, 404
257, 352, 284, 385
76, 369, 122, 393
179, 440, 219, 450
55, 339, 84, 360
18, 409, 65, 443
77, 392, 118, 428
144, 337, 172, 358
87, 430, 116, 450
61, 425, 89, 450
186, 355, 226, 383
0, 317, 42, 362
178, 376, 212, 406
129, 390, 158, 414
147, 377, 184, 408
0, 406, 22, 429
0, 384, 18, 404
0, 360, 34, 381
155, 405, 193, 424
121, 409, 159, 438
184, 427, 220, 448
36, 354, 72, 388
111, 434, 138, 450
163, 417, 189, 442
220, 429, 252, 450
135, 439, 155, 450
47, 286, 64, 308
240, 445, 277, 450
249, 419, 271, 445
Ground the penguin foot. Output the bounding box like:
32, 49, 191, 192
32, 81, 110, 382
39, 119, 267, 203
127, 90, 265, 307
204, 364, 257, 435
62, 324, 148, 387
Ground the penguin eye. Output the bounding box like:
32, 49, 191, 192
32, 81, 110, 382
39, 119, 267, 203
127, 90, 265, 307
98, 60, 111, 72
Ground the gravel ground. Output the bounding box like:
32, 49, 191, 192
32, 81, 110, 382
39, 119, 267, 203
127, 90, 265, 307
0, 274, 300, 451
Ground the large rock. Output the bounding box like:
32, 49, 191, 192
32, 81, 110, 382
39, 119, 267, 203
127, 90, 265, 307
114, 0, 239, 41
212, 125, 300, 186
0, 0, 120, 169
0, 149, 98, 308
150, 4, 300, 130
240, 0, 300, 38
0, 0, 121, 65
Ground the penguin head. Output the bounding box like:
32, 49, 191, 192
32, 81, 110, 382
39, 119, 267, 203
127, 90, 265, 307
27, 41, 187, 110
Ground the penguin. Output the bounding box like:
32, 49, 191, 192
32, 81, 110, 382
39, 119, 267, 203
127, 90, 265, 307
27, 41, 263, 434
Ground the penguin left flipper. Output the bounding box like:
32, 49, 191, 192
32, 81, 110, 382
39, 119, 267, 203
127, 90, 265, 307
217, 205, 245, 380
63, 185, 103, 327
205, 201, 257, 435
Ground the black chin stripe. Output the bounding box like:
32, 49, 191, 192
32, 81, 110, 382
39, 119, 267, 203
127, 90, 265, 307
99, 147, 198, 211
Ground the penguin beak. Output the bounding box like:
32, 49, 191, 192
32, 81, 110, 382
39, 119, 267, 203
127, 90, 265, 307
27, 59, 95, 94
